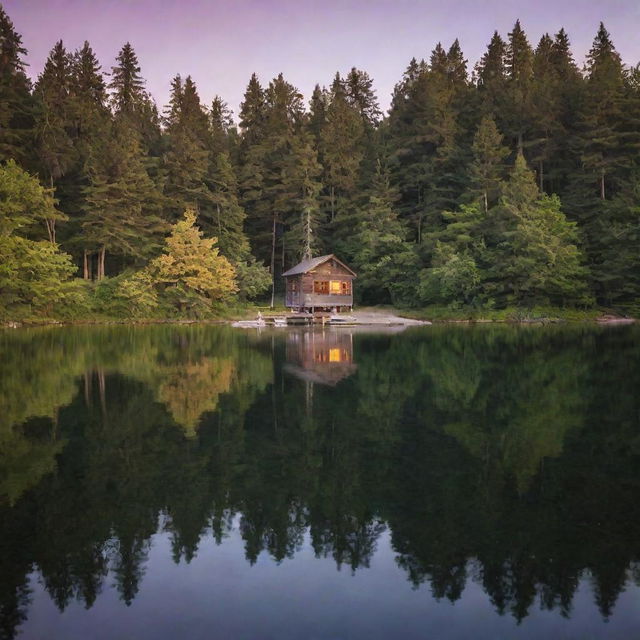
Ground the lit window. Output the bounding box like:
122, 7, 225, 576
329, 348, 341, 362
330, 281, 341, 294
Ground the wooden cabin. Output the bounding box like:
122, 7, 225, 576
284, 330, 357, 386
282, 254, 356, 312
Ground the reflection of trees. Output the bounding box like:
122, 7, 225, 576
0, 325, 639, 637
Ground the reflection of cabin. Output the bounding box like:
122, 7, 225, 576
282, 254, 356, 312
284, 330, 357, 386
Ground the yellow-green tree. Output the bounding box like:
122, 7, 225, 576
148, 208, 237, 314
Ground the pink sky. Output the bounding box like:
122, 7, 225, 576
6, 0, 640, 118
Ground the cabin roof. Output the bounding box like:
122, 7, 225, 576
282, 254, 356, 277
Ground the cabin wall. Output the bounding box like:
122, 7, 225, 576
285, 266, 354, 311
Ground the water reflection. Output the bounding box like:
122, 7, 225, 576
284, 329, 357, 386
0, 324, 639, 638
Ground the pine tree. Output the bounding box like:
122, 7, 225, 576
504, 20, 534, 151
163, 75, 213, 220
238, 73, 266, 149
0, 5, 34, 166
59, 41, 110, 264
33, 40, 76, 239
486, 153, 589, 306
83, 122, 165, 279
283, 131, 323, 262
208, 151, 270, 299
240, 73, 307, 287
110, 42, 146, 120
308, 84, 328, 147
475, 31, 508, 117
470, 115, 509, 213
349, 161, 416, 304
209, 95, 234, 157
345, 67, 382, 129
320, 73, 364, 228
387, 42, 468, 243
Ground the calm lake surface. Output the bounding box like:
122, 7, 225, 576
1, 323, 639, 640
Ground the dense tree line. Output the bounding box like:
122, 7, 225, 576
0, 4, 638, 317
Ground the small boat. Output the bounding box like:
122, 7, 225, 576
273, 317, 288, 327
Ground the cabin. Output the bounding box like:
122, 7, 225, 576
282, 254, 356, 312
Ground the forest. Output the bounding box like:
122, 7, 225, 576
0, 3, 639, 320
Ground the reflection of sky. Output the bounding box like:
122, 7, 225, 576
22, 521, 640, 640
5, 0, 640, 117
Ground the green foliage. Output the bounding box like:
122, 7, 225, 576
486, 154, 591, 306
0, 3, 639, 318
0, 235, 78, 319
418, 243, 481, 307
147, 209, 237, 315
91, 271, 159, 318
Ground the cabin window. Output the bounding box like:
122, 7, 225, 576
330, 280, 342, 295
341, 281, 351, 295
289, 280, 298, 292
314, 281, 329, 294
329, 348, 341, 362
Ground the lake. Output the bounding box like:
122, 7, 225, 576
1, 323, 639, 639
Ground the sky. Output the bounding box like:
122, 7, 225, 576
5, 0, 640, 119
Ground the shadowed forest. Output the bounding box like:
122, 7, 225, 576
1, 3, 639, 320
1, 325, 639, 638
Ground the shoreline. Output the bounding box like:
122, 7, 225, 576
1, 311, 635, 330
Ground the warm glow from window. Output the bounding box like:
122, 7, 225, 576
330, 281, 341, 294
329, 348, 341, 362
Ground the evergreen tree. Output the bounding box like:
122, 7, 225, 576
486, 153, 589, 306
283, 131, 323, 262
320, 73, 364, 228
469, 115, 509, 213
238, 73, 266, 149
0, 5, 34, 166
504, 20, 534, 151
59, 41, 110, 264
83, 122, 165, 279
308, 84, 329, 147
33, 40, 76, 237
345, 67, 382, 129
163, 75, 212, 220
349, 161, 417, 304
475, 31, 508, 118
209, 95, 234, 157
109, 42, 146, 120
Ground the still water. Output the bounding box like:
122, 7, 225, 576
1, 324, 639, 639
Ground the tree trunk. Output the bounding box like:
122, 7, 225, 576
83, 250, 89, 280
539, 160, 544, 192
281, 230, 285, 280
98, 246, 106, 280
270, 214, 276, 309
45, 219, 55, 244
483, 190, 488, 215
330, 186, 335, 222
600, 169, 606, 200
216, 203, 222, 238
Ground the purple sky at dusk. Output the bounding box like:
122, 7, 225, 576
5, 0, 640, 119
